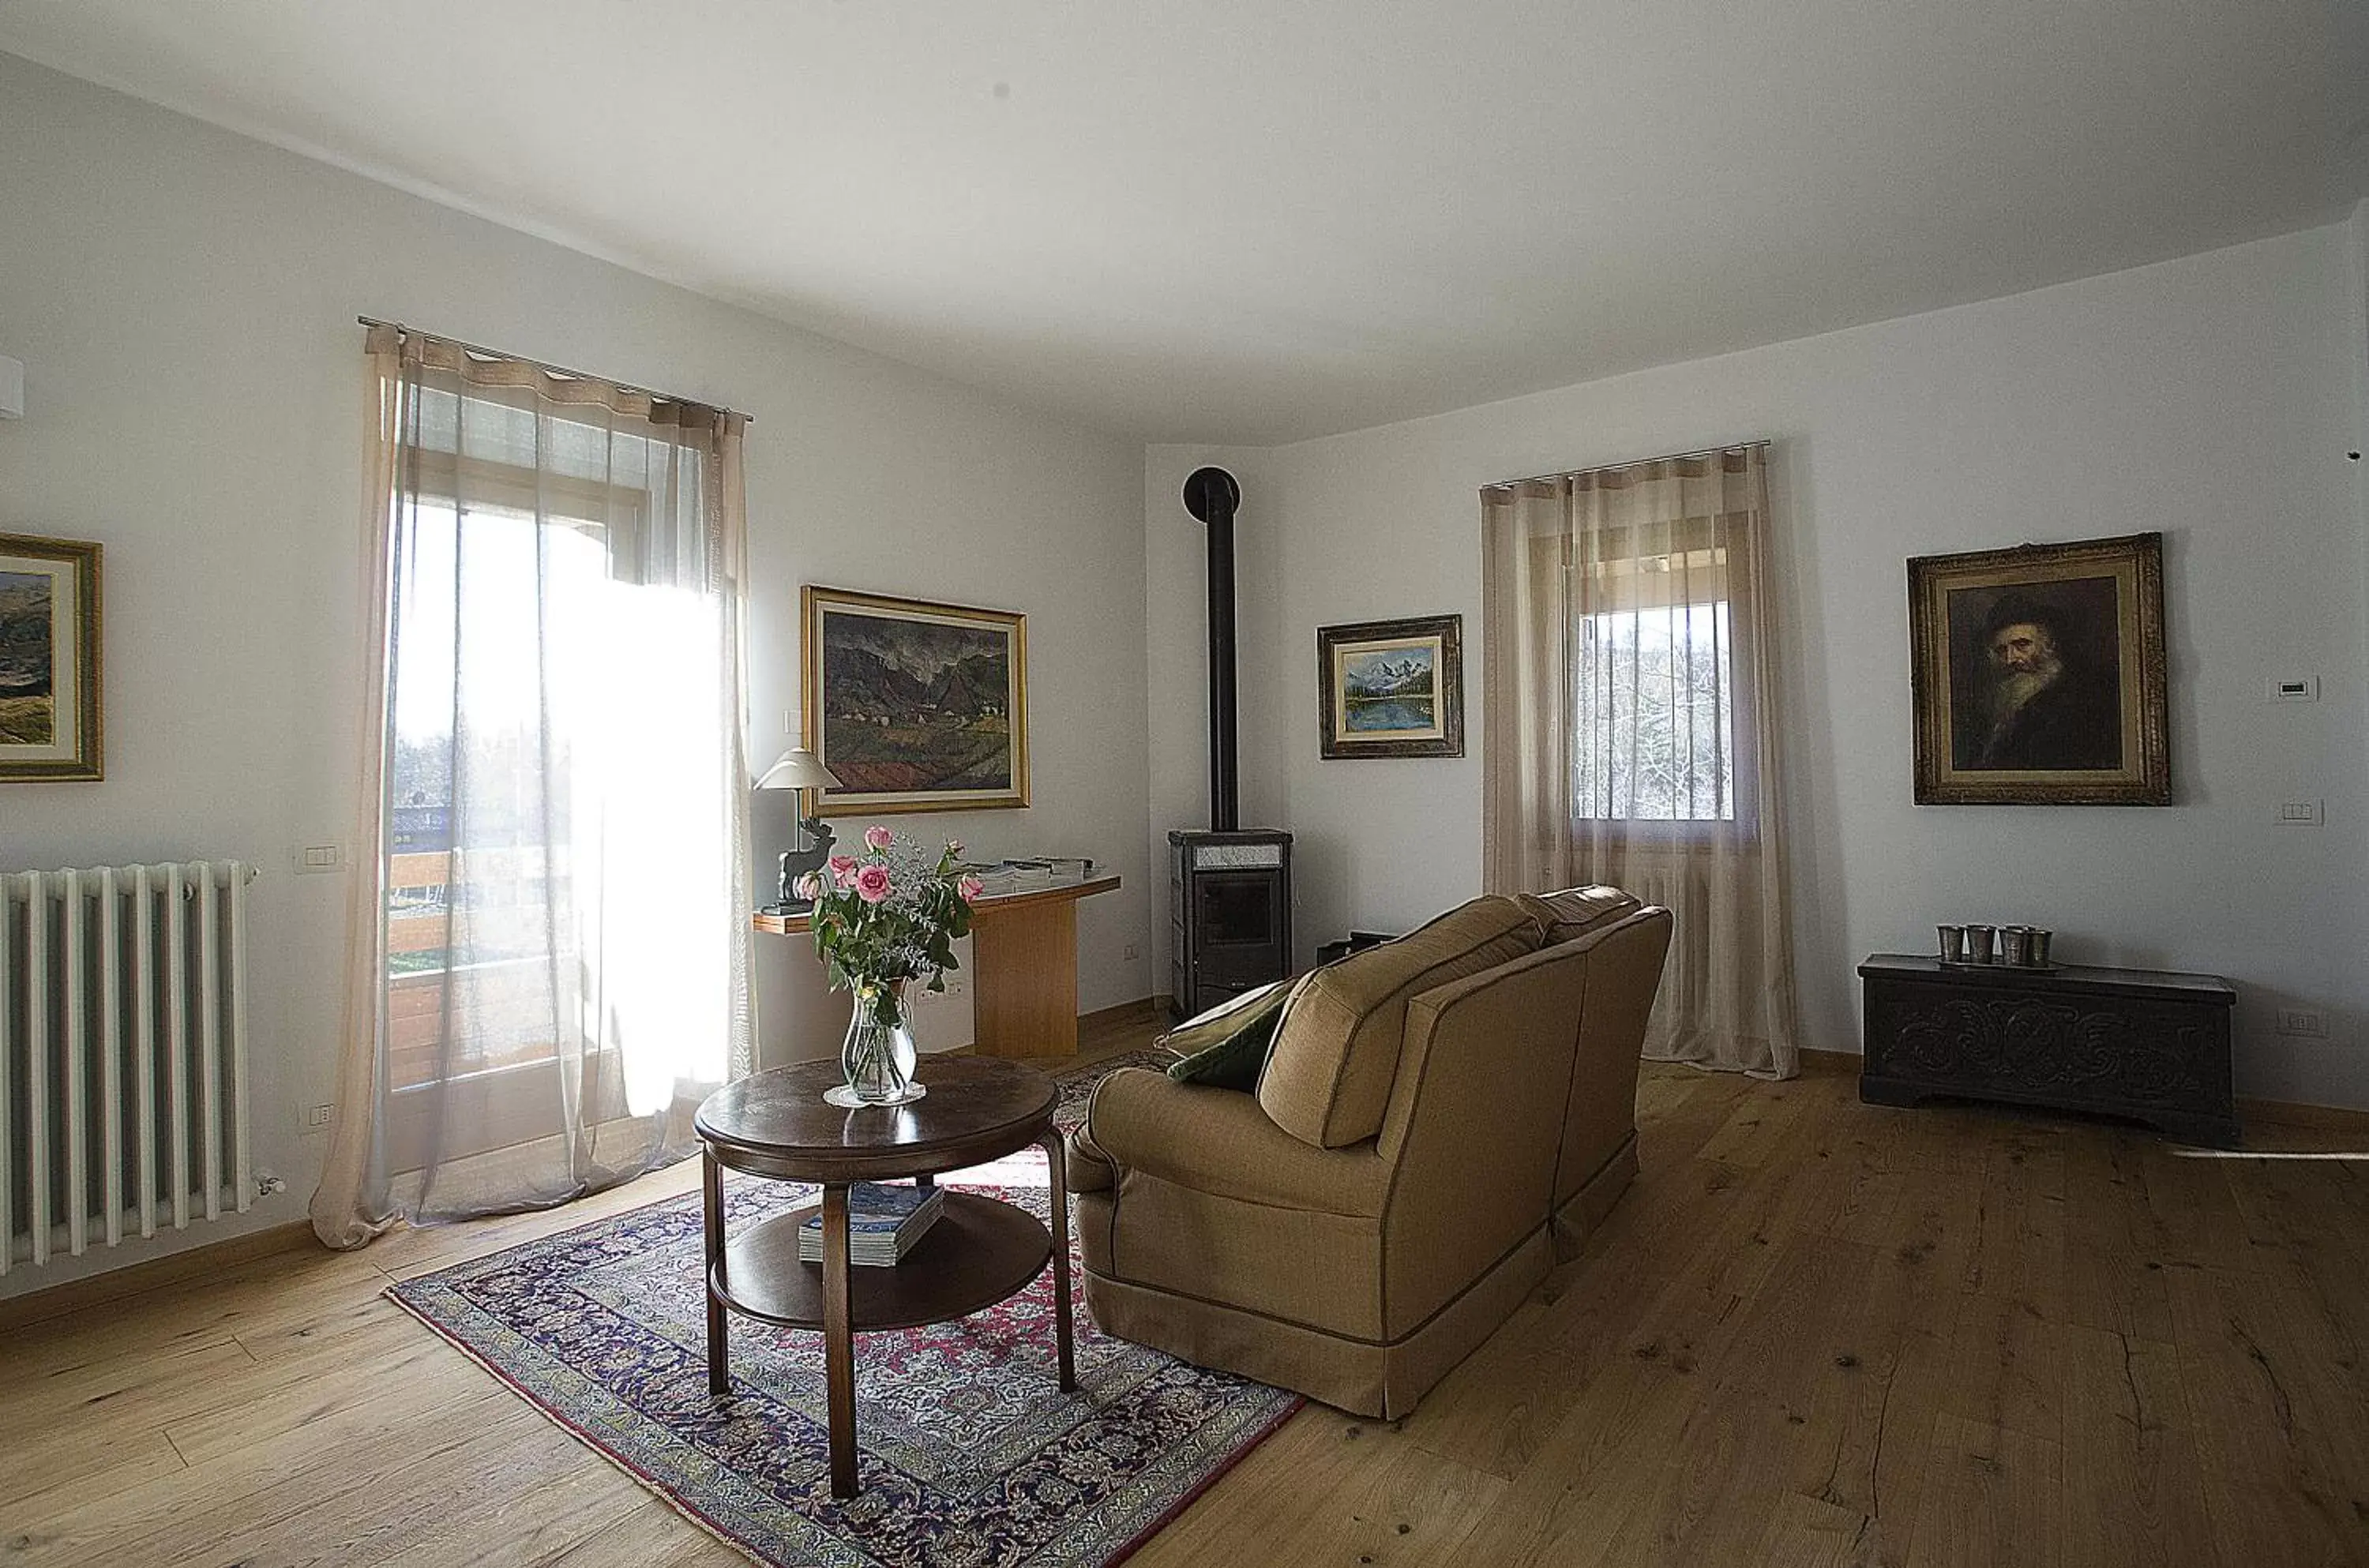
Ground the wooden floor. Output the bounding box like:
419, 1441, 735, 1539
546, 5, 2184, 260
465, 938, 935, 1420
5, 1033, 2367, 1567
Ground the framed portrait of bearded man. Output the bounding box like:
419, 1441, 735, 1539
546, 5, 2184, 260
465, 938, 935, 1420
1908, 532, 2168, 805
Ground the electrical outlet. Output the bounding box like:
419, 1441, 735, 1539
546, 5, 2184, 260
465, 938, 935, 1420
306, 1102, 335, 1128
2275, 1009, 2328, 1038
293, 844, 346, 873
2274, 801, 2322, 827
2266, 676, 2320, 703
1122, 943, 1140, 962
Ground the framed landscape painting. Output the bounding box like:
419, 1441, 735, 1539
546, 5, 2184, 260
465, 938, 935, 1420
802, 586, 1027, 814
1907, 531, 2168, 805
0, 532, 103, 782
1316, 614, 1463, 760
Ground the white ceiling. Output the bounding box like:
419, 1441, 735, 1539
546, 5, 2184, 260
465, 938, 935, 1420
3, 1, 2364, 443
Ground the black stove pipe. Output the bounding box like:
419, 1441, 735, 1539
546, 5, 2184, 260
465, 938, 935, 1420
1182, 467, 1242, 832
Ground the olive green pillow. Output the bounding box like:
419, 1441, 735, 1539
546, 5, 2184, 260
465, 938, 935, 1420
1162, 977, 1297, 1091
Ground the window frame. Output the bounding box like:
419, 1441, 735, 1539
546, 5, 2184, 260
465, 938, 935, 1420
1556, 508, 1768, 844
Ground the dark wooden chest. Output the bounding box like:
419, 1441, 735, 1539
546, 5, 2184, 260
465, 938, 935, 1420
1857, 954, 2239, 1146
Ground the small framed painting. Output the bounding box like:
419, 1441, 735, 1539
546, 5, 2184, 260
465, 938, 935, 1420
1908, 532, 2168, 805
1316, 614, 1463, 760
802, 585, 1027, 814
0, 533, 103, 783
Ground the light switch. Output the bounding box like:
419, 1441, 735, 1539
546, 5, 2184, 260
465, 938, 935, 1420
295, 844, 347, 872
2266, 677, 2320, 703
2274, 801, 2322, 827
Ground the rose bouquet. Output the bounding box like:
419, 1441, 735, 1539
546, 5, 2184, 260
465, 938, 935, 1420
797, 827, 984, 1104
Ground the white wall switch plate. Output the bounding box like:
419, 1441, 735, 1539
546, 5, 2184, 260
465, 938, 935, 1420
2274, 801, 2322, 827
294, 843, 347, 872
2266, 676, 2320, 703
2274, 1008, 2328, 1038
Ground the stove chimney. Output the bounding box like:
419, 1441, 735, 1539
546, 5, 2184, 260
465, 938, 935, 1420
1181, 466, 1241, 832
1169, 467, 1292, 1019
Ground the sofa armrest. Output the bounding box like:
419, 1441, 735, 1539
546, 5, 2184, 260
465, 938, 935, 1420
1082, 1067, 1389, 1218
1064, 1123, 1117, 1193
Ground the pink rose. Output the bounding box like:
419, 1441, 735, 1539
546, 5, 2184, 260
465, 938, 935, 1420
957, 875, 985, 902
864, 825, 894, 851
827, 854, 859, 887
854, 863, 893, 903
795, 871, 824, 901
946, 839, 964, 855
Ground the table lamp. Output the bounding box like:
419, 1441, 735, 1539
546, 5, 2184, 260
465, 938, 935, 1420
757, 746, 843, 911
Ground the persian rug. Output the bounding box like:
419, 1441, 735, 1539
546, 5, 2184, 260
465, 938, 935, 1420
388, 1047, 1296, 1568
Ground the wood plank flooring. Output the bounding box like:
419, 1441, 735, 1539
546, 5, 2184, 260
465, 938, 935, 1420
4, 1040, 2365, 1567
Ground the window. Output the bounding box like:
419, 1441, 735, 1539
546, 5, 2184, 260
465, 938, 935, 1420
1567, 535, 1759, 832
1575, 597, 1736, 820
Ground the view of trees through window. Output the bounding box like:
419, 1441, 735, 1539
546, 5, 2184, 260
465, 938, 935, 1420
1573, 600, 1736, 821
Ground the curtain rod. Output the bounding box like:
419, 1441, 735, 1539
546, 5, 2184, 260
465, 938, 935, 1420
1483, 438, 1769, 492
355, 317, 752, 424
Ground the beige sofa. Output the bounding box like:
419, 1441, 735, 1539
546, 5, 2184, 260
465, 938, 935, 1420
1065, 887, 1672, 1417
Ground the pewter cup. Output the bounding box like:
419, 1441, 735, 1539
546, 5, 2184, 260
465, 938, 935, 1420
1938, 925, 1968, 963
2027, 928, 2053, 966
2000, 926, 2036, 966
1965, 924, 1996, 964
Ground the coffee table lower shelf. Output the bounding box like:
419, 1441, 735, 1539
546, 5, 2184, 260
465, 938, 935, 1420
711, 1191, 1053, 1333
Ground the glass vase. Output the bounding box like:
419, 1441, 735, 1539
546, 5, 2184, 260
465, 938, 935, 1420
825, 981, 925, 1108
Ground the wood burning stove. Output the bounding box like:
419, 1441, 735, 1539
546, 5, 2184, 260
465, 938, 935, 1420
1169, 467, 1293, 1019
1169, 829, 1292, 1017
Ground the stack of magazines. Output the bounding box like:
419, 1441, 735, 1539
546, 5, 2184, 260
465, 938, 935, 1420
798, 1181, 945, 1267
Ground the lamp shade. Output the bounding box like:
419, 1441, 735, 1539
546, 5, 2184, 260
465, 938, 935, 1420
756, 746, 840, 791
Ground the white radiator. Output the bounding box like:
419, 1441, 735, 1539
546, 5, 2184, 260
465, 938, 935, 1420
1628, 861, 1713, 1034
1, 861, 255, 1272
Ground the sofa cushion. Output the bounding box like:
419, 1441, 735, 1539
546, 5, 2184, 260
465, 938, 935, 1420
1159, 977, 1296, 1091
1257, 895, 1545, 1148
1515, 884, 1641, 943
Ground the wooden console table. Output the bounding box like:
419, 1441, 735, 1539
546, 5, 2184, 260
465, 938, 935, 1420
754, 874, 1121, 1057
1857, 954, 2239, 1146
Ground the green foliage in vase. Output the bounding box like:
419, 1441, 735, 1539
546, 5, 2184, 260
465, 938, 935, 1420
800, 828, 982, 1027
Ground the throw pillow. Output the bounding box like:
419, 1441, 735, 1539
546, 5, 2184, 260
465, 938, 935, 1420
1162, 977, 1297, 1091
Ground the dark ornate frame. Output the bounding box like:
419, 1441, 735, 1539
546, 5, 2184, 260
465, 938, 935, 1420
1316, 613, 1464, 760
1907, 531, 2168, 806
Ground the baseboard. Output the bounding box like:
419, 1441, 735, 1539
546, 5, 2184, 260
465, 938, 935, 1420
1801, 1045, 2367, 1133
0, 1219, 324, 1333
2237, 1097, 2369, 1134
1081, 994, 1167, 1033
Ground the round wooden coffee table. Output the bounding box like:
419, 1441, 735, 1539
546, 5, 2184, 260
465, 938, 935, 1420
693, 1055, 1074, 1499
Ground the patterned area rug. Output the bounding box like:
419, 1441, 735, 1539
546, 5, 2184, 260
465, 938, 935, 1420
389, 1048, 1295, 1568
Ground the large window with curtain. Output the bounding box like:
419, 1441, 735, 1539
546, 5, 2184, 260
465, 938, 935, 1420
1480, 446, 1798, 1079
311, 327, 752, 1246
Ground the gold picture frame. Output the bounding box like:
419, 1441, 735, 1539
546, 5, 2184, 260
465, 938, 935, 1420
801, 585, 1028, 815
1908, 532, 2168, 805
1, 532, 104, 782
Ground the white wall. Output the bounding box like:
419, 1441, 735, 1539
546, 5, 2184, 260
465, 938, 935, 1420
1151, 223, 2369, 1110
0, 53, 1151, 1296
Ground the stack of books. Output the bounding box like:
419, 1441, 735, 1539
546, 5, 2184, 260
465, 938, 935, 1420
798, 1181, 945, 1267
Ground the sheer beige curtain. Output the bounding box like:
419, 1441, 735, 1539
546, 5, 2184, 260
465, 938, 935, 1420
1481, 445, 1798, 1078
313, 325, 753, 1247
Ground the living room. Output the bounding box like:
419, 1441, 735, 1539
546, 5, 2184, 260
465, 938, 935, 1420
2, 5, 2366, 1565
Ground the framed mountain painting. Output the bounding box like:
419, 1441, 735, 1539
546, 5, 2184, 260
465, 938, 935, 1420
802, 586, 1027, 814
0, 532, 103, 782
1316, 613, 1463, 760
